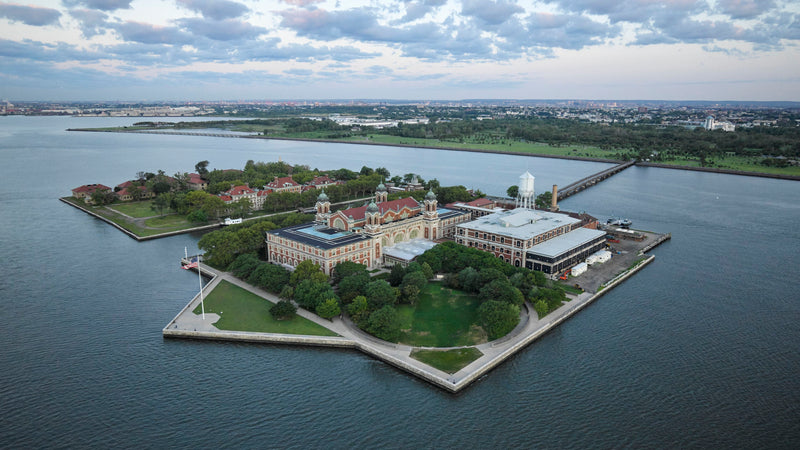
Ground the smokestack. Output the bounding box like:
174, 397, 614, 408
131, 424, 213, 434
551, 185, 558, 211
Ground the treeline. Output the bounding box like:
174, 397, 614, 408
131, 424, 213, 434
417, 242, 571, 325
383, 117, 800, 159
198, 212, 312, 267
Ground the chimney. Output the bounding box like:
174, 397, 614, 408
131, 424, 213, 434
551, 185, 559, 211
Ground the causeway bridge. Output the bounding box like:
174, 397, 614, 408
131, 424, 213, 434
556, 160, 636, 201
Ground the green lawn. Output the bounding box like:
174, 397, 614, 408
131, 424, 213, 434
396, 283, 486, 347
410, 348, 484, 374
193, 280, 338, 336
657, 155, 800, 176
144, 214, 192, 228
107, 200, 161, 218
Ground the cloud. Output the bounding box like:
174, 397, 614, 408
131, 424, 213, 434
114, 21, 192, 45
522, 12, 619, 50
0, 3, 61, 26
177, 17, 267, 41
283, 68, 313, 76
176, 0, 249, 20
717, 0, 776, 19
69, 8, 109, 37
461, 0, 524, 25
281, 0, 324, 6
399, 0, 447, 22
62, 0, 133, 11
279, 7, 442, 43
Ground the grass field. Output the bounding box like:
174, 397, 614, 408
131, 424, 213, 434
144, 214, 192, 228
107, 200, 160, 218
658, 155, 800, 176
396, 283, 486, 347
193, 280, 338, 336
410, 348, 484, 374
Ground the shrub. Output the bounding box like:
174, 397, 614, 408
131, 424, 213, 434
270, 300, 297, 320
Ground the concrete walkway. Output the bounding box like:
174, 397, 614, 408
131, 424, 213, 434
164, 256, 655, 392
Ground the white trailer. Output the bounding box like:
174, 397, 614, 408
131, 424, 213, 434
571, 262, 588, 277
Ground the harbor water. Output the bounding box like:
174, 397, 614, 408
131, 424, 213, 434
0, 117, 798, 448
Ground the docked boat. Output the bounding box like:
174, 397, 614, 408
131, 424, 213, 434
607, 217, 632, 228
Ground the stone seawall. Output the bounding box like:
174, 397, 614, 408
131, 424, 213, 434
61, 197, 223, 241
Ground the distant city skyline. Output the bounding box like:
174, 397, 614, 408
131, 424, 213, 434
1, 0, 799, 101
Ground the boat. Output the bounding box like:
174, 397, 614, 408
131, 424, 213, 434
606, 217, 632, 228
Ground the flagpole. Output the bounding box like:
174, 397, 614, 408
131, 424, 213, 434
198, 257, 205, 320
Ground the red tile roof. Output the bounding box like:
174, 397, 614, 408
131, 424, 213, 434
72, 184, 111, 194
188, 173, 205, 184
227, 185, 255, 196
267, 176, 299, 188
340, 197, 420, 221
467, 198, 493, 207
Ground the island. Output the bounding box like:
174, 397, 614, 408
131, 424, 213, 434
150, 165, 670, 392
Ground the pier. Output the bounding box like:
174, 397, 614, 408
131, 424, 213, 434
557, 160, 636, 201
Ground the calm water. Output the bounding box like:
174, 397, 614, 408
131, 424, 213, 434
0, 117, 798, 448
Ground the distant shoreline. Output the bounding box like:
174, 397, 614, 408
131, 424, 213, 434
67, 128, 800, 182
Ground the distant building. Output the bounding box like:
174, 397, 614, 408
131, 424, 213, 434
187, 173, 207, 190
266, 176, 302, 193
71, 184, 112, 204
218, 185, 271, 210
705, 115, 735, 132
114, 181, 155, 201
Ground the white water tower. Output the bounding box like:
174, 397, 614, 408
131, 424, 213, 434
517, 171, 535, 209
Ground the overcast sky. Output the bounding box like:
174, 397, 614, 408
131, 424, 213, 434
1, 0, 798, 101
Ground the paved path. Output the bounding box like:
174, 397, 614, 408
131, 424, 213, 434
164, 259, 650, 391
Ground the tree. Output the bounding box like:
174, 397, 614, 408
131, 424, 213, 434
533, 300, 549, 319
458, 267, 481, 293
478, 300, 520, 340
332, 261, 367, 284
366, 305, 401, 341
364, 280, 396, 310
479, 279, 524, 306
293, 279, 336, 311
151, 193, 170, 216
289, 260, 327, 287
247, 262, 290, 294
399, 271, 427, 304
535, 191, 552, 209
387, 264, 407, 286
270, 300, 297, 320
228, 253, 260, 279
506, 185, 519, 198
347, 295, 369, 324
90, 189, 113, 205
420, 262, 434, 280
375, 167, 390, 179
337, 273, 370, 303
359, 166, 374, 176
195, 160, 210, 177
187, 209, 208, 223
231, 198, 252, 218
316, 298, 341, 319
478, 268, 507, 287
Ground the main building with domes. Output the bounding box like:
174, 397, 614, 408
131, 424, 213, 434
265, 183, 471, 274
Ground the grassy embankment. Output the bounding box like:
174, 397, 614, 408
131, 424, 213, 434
193, 280, 338, 336
395, 283, 486, 348
63, 197, 201, 237
410, 348, 484, 374
654, 155, 800, 176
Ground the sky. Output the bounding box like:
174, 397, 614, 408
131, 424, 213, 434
0, 0, 799, 101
